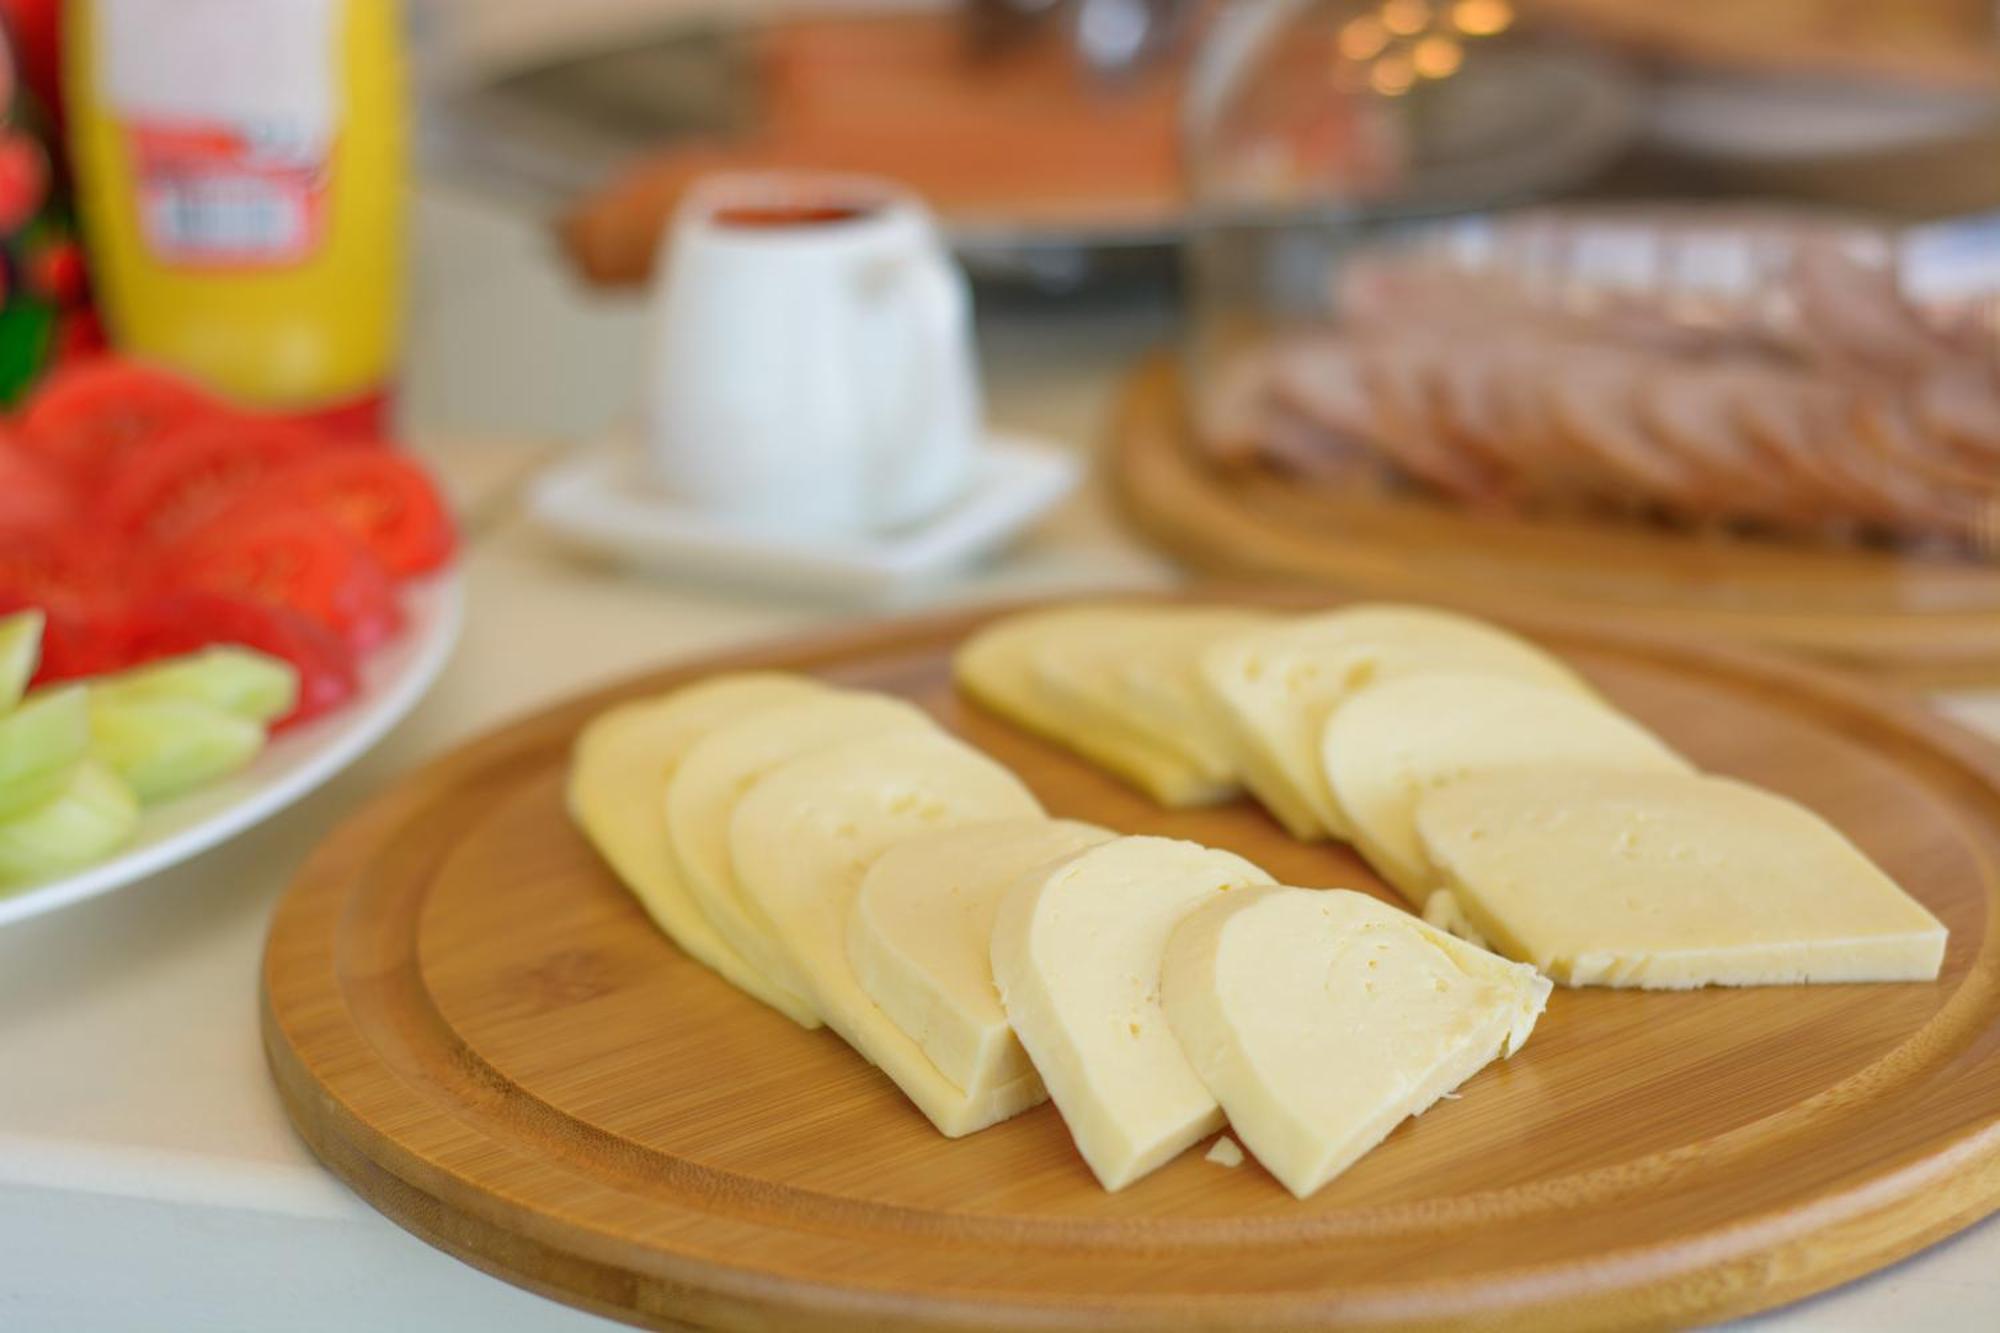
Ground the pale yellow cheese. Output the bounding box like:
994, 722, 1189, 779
848, 818, 1114, 1094
730, 729, 1049, 1136
1028, 605, 1275, 787
1200, 605, 1594, 840
565, 674, 826, 1028
957, 611, 1231, 807
990, 836, 1275, 1190
1322, 672, 1690, 902
666, 692, 935, 1010
1161, 885, 1550, 1198
1204, 1136, 1245, 1168
1417, 769, 1950, 987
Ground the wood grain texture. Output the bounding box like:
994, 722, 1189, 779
1109, 354, 2000, 687
263, 592, 2000, 1331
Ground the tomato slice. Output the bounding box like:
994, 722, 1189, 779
18, 358, 229, 484
95, 417, 324, 548
0, 529, 133, 684
122, 591, 359, 728
224, 451, 456, 577
0, 436, 78, 536
162, 506, 403, 652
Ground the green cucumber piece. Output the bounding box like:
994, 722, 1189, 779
0, 760, 139, 887
0, 686, 90, 820
94, 646, 298, 726
0, 609, 41, 711
88, 696, 265, 805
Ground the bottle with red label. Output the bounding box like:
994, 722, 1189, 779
64, 0, 407, 435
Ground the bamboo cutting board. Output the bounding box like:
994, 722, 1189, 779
263, 593, 2000, 1331
1109, 355, 2000, 687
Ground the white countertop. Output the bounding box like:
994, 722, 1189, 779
2, 185, 1997, 1331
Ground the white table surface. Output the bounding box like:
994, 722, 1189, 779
3, 184, 1998, 1331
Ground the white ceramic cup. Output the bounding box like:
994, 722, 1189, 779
643, 172, 981, 534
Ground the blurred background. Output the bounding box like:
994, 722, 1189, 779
398, 0, 2000, 437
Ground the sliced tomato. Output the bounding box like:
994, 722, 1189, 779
0, 436, 77, 536
95, 416, 324, 547
18, 358, 230, 484
226, 451, 457, 577
0, 529, 133, 683
123, 591, 360, 728
162, 505, 403, 653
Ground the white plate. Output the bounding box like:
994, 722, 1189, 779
0, 572, 464, 929
528, 432, 1082, 602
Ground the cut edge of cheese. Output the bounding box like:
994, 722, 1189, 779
566, 674, 827, 1029
1417, 768, 1949, 989
1200, 604, 1595, 842
847, 817, 1115, 1094
665, 691, 936, 1008
1028, 605, 1274, 786
990, 835, 1275, 1190
729, 729, 1051, 1137
958, 615, 1234, 808
1161, 884, 1550, 1199
1321, 671, 1691, 904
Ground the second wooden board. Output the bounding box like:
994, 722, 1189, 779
1108, 354, 2000, 686
264, 594, 2000, 1330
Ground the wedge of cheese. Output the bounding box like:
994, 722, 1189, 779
849, 818, 1114, 1093
730, 729, 1049, 1137
566, 674, 826, 1028
1417, 769, 1949, 988
1322, 672, 1690, 902
991, 836, 1275, 1190
957, 611, 1232, 807
1028, 605, 1276, 789
666, 691, 935, 1010
1162, 885, 1550, 1198
1200, 605, 1593, 840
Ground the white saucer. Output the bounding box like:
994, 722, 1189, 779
527, 432, 1082, 601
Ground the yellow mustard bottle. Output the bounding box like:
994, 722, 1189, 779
64, 0, 406, 433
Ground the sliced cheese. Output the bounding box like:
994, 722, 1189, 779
1162, 884, 1550, 1198
1417, 768, 1949, 988
990, 836, 1275, 1190
667, 691, 935, 1008
566, 673, 826, 1028
957, 611, 1231, 807
1322, 672, 1690, 902
730, 729, 1049, 1136
849, 818, 1115, 1094
1029, 604, 1276, 787
1200, 604, 1593, 840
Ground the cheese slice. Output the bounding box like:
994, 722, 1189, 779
1322, 672, 1690, 902
730, 729, 1049, 1136
566, 674, 826, 1028
666, 691, 935, 1010
849, 818, 1114, 1094
1162, 884, 1550, 1198
1417, 768, 1949, 988
1029, 605, 1276, 787
958, 611, 1231, 807
1200, 605, 1594, 840
990, 836, 1275, 1189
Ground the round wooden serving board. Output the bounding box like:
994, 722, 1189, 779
1109, 354, 2000, 687
264, 594, 2000, 1331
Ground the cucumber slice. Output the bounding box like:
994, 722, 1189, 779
89, 696, 265, 805
95, 646, 298, 726
0, 761, 139, 887
0, 609, 42, 711
0, 686, 90, 820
